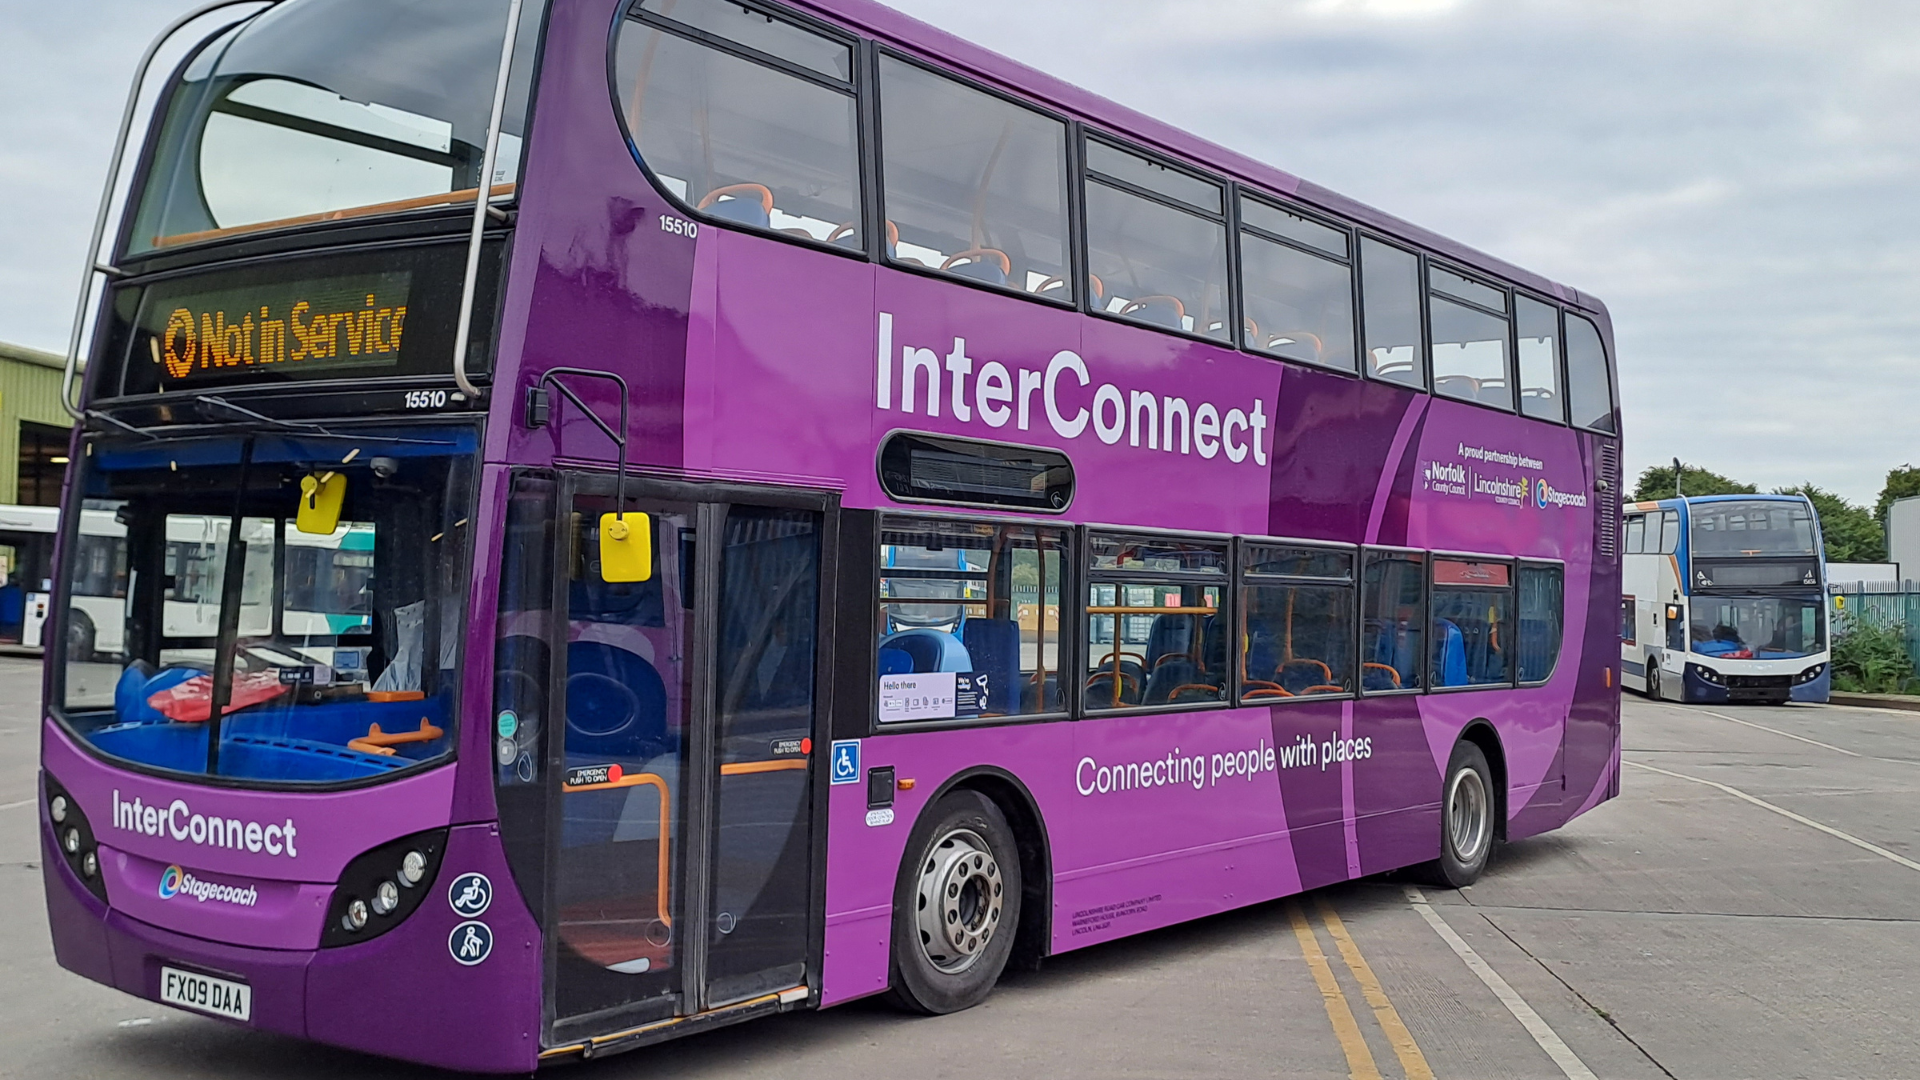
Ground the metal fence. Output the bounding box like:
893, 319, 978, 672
1830, 588, 1920, 670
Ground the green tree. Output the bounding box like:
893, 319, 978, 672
1632, 462, 1756, 502
1774, 484, 1885, 563
1874, 464, 1920, 525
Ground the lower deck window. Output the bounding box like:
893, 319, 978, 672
877, 518, 1063, 722
1431, 558, 1514, 687
1084, 533, 1228, 709
1240, 544, 1354, 701
1362, 550, 1425, 691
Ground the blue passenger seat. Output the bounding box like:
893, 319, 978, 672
877, 628, 974, 674
960, 619, 1022, 715
1434, 620, 1468, 687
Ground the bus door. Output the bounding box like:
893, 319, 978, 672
546, 478, 827, 1040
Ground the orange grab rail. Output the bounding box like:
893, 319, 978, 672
561, 772, 673, 930
347, 718, 443, 756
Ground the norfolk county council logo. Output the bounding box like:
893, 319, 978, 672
158, 864, 184, 900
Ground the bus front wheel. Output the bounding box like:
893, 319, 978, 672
888, 789, 1022, 1015
1646, 663, 1662, 701
1426, 742, 1495, 888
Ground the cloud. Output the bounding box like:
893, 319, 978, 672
2, 0, 1914, 504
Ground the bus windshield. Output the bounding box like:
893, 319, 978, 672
1689, 595, 1826, 660
57, 428, 475, 786
127, 0, 541, 255
1689, 500, 1819, 558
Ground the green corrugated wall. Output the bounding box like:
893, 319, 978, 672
0, 341, 76, 503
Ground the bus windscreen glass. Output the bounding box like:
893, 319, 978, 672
56, 429, 476, 786
125, 0, 543, 255
1688, 500, 1819, 558
1689, 595, 1826, 660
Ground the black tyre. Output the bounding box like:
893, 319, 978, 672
887, 789, 1021, 1015
1424, 741, 1496, 888
66, 609, 95, 664
1645, 660, 1662, 701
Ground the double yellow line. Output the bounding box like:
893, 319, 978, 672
1287, 898, 1433, 1080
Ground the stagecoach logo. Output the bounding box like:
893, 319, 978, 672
157, 864, 259, 908
1535, 480, 1589, 510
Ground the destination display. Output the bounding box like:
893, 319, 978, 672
148, 271, 412, 381
1691, 560, 1821, 590
99, 240, 503, 399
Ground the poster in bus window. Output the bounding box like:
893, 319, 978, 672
878, 671, 985, 723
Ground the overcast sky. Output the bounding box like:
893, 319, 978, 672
4, 0, 1916, 503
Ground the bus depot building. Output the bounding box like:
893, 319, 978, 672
0, 339, 79, 645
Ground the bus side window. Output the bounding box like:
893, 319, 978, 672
1515, 296, 1564, 422
1621, 596, 1636, 644
1660, 511, 1681, 554
1360, 239, 1425, 388
1239, 544, 1355, 701
878, 57, 1072, 297
1565, 313, 1616, 433
1083, 532, 1229, 710
1624, 514, 1646, 555
1083, 140, 1230, 340
1429, 266, 1512, 410
1360, 550, 1425, 691
1517, 564, 1564, 683
1239, 197, 1356, 372
614, 0, 860, 247
876, 518, 1065, 723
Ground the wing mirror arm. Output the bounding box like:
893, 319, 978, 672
524, 368, 649, 582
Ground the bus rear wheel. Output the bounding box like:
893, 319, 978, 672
1646, 663, 1662, 701
1425, 741, 1495, 888
888, 789, 1021, 1015
66, 610, 95, 664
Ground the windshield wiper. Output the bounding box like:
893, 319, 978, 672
85, 409, 159, 440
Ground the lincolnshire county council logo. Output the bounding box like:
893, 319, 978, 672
158, 864, 184, 900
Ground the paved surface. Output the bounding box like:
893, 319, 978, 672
4, 659, 1920, 1078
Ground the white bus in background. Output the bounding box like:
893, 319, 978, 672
1620, 494, 1831, 705
0, 504, 374, 659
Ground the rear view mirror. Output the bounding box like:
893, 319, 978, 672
600, 512, 653, 583
297, 472, 346, 535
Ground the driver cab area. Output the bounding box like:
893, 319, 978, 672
55, 429, 476, 785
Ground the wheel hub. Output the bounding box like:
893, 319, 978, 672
914, 828, 1004, 974
1447, 768, 1490, 865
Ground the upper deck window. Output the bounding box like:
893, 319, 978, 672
615, 0, 860, 248
1239, 196, 1356, 372
127, 0, 542, 256
1689, 501, 1819, 559
1360, 239, 1424, 388
1082, 140, 1230, 341
1515, 296, 1564, 422
1428, 266, 1512, 410
1565, 313, 1616, 432
879, 58, 1072, 298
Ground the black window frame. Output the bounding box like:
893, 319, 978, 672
1358, 544, 1427, 697
869, 46, 1080, 310
1425, 258, 1517, 415
870, 511, 1076, 733
1512, 290, 1570, 427
1356, 235, 1429, 391
1234, 535, 1359, 705
1078, 131, 1238, 347
1515, 557, 1567, 687
612, 0, 870, 261
1079, 526, 1234, 716
1427, 550, 1520, 692
1235, 192, 1361, 377
1563, 309, 1619, 435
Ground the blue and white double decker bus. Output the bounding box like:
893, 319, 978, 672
1621, 494, 1830, 705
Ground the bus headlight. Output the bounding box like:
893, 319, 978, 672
399, 850, 428, 887
43, 775, 107, 902
1689, 664, 1724, 686
1795, 664, 1826, 685
320, 829, 448, 948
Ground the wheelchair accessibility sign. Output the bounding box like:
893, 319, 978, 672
830, 740, 860, 785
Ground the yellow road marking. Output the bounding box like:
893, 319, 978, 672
1317, 898, 1435, 1080
1287, 902, 1382, 1080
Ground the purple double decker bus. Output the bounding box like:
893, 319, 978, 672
41, 0, 1623, 1070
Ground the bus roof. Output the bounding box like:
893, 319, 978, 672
786, 0, 1609, 322
1627, 493, 1813, 513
